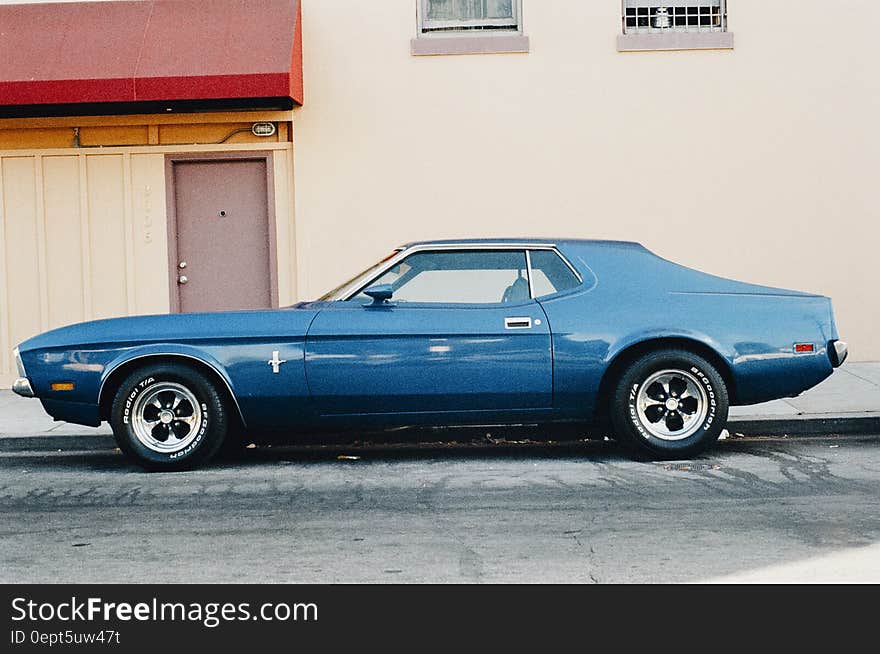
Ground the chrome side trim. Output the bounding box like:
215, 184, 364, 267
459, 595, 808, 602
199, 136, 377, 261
334, 242, 583, 301
98, 353, 248, 427
12, 378, 34, 398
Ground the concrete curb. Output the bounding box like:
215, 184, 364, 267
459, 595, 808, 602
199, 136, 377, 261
726, 414, 880, 437
0, 434, 116, 451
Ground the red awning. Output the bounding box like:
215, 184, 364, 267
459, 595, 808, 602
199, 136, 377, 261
0, 0, 303, 110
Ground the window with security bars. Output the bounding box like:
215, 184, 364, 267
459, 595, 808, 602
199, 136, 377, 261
420, 0, 521, 33
623, 1, 727, 34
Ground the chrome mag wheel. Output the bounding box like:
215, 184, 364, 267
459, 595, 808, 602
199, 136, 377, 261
635, 369, 708, 441
131, 382, 202, 453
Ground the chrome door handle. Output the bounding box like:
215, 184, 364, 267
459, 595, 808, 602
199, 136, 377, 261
178, 275, 188, 285
505, 317, 532, 330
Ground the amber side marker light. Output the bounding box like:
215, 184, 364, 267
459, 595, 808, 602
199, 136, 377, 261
794, 343, 815, 353
51, 383, 75, 391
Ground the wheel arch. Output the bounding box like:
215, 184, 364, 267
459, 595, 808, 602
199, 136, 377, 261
98, 353, 246, 428
595, 336, 737, 419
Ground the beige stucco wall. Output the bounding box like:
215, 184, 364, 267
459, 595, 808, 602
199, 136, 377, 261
0, 143, 296, 384
291, 0, 879, 360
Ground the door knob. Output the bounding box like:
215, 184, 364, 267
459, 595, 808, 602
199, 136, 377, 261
179, 262, 187, 269
178, 275, 188, 285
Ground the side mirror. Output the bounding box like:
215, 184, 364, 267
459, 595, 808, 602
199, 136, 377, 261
363, 284, 394, 307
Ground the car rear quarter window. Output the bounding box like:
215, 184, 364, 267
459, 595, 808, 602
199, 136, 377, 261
529, 250, 581, 297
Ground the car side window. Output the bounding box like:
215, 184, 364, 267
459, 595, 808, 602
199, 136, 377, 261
349, 250, 531, 304
529, 250, 581, 297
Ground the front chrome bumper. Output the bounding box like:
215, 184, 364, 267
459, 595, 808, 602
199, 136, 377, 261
12, 377, 34, 398
830, 340, 848, 368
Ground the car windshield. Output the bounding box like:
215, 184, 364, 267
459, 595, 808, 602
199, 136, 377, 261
317, 249, 402, 301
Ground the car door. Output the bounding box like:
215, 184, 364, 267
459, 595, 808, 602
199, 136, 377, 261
304, 249, 552, 419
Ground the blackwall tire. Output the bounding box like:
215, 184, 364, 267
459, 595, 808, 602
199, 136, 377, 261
110, 363, 228, 471
610, 349, 728, 460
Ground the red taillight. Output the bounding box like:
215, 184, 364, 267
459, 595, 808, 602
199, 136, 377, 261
794, 343, 815, 353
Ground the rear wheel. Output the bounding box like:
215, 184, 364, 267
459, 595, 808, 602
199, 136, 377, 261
110, 363, 229, 471
610, 349, 728, 459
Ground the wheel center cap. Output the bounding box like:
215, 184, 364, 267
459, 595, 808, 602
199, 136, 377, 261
665, 398, 680, 411
159, 410, 174, 424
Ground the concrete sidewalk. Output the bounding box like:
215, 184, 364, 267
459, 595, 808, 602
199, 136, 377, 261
726, 362, 880, 435
1, 363, 878, 439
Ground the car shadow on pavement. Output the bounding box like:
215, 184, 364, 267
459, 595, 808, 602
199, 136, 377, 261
9, 431, 861, 473
224, 438, 623, 466
0, 434, 637, 473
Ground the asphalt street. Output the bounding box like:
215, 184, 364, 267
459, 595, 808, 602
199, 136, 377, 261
2, 433, 880, 583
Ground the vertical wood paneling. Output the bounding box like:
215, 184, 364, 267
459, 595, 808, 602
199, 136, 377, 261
2, 157, 41, 360
130, 154, 169, 315
43, 156, 84, 328
0, 158, 9, 374
87, 155, 128, 320
33, 156, 49, 332
121, 153, 137, 314
0, 144, 287, 379
78, 155, 92, 319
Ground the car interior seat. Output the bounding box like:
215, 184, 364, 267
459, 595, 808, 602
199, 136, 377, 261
501, 274, 530, 303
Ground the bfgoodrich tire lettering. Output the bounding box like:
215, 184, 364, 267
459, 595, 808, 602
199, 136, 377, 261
110, 363, 229, 471
610, 349, 729, 459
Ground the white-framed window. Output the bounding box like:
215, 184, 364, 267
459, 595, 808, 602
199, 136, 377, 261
623, 0, 727, 34
419, 0, 522, 33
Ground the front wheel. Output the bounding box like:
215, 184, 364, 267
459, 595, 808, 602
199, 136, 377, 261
110, 363, 229, 471
610, 349, 728, 460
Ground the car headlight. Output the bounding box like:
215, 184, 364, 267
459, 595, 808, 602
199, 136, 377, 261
13, 347, 26, 377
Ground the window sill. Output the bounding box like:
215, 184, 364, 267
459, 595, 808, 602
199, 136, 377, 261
617, 32, 734, 52
411, 33, 530, 56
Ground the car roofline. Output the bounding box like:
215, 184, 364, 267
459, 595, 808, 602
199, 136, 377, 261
399, 238, 643, 249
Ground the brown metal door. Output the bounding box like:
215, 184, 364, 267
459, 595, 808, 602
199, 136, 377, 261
171, 159, 273, 313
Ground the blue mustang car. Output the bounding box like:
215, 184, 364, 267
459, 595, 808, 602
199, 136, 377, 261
12, 239, 847, 470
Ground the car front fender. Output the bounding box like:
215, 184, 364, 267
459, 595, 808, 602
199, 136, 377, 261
97, 345, 241, 421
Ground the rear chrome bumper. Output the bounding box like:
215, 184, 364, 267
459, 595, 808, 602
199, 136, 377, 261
830, 340, 848, 368
12, 377, 34, 398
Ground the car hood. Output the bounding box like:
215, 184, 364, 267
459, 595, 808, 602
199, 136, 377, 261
17, 304, 320, 353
